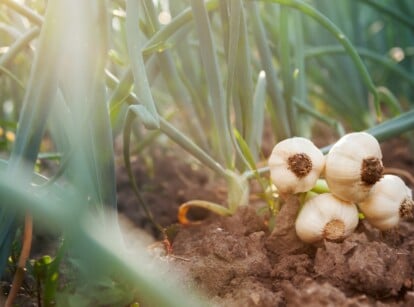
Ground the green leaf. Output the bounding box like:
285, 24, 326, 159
125, 0, 160, 129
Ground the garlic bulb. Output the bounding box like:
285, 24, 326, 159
325, 132, 383, 203
268, 137, 325, 194
359, 175, 414, 230
295, 193, 359, 243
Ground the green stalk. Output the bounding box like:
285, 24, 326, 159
294, 97, 345, 136
292, 11, 309, 136
125, 0, 159, 129
0, 0, 64, 276
262, 0, 381, 120
250, 71, 267, 159
279, 6, 293, 103
226, 0, 254, 170
0, 27, 40, 69
359, 0, 414, 30
125, 105, 228, 178
0, 65, 24, 88
366, 109, 414, 142
190, 0, 233, 168
1, 0, 43, 25
226, 0, 242, 120
0, 23, 21, 38
247, 1, 291, 140
143, 1, 208, 148
305, 45, 414, 86
142, 0, 219, 55
105, 67, 229, 178
235, 1, 255, 149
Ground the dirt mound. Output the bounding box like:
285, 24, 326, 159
116, 137, 414, 306
170, 204, 414, 306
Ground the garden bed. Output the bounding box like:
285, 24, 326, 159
117, 136, 414, 306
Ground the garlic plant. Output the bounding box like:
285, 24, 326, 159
268, 137, 325, 194
325, 132, 383, 203
359, 175, 414, 230
295, 193, 359, 243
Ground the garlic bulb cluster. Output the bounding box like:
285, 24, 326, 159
359, 175, 414, 230
268, 132, 411, 243
325, 132, 384, 203
295, 193, 359, 243
268, 137, 325, 194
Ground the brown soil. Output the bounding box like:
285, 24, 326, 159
117, 136, 414, 306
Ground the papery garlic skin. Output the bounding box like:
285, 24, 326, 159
359, 175, 414, 230
268, 137, 325, 194
295, 193, 359, 243
325, 132, 383, 203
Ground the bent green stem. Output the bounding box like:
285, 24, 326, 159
178, 200, 233, 225
262, 0, 381, 120
2, 0, 43, 25
359, 0, 414, 30
0, 27, 40, 69
305, 45, 414, 87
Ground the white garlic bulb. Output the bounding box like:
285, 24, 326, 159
268, 137, 325, 194
325, 132, 383, 203
359, 175, 414, 230
295, 193, 359, 243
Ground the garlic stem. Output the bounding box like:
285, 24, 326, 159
310, 179, 330, 194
